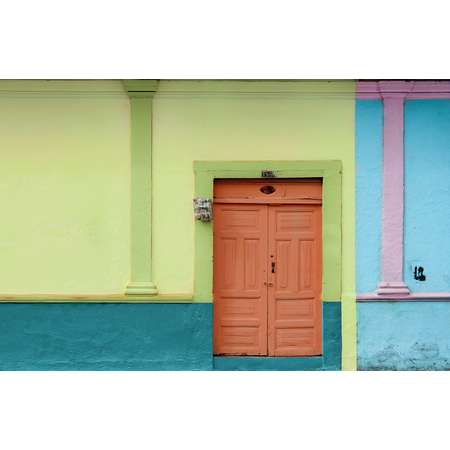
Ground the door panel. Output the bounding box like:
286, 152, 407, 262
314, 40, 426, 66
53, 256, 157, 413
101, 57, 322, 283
267, 205, 322, 356
213, 204, 268, 355
214, 179, 322, 204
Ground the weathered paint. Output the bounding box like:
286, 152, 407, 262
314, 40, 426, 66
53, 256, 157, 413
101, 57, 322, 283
404, 100, 450, 293
0, 303, 213, 370
355, 100, 383, 294
0, 80, 130, 295
0, 301, 342, 371
215, 301, 341, 370
358, 302, 450, 370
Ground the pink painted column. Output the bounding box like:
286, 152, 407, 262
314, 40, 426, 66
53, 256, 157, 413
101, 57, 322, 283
376, 83, 410, 296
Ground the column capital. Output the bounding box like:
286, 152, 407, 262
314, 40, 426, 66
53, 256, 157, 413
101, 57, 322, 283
378, 80, 414, 99
357, 80, 417, 100
122, 80, 159, 98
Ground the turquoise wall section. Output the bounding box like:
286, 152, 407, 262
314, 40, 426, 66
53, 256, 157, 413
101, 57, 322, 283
404, 100, 450, 292
358, 302, 450, 370
355, 100, 383, 294
0, 304, 212, 370
0, 302, 341, 370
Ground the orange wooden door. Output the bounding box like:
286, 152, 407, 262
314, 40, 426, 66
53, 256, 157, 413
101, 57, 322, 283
213, 204, 268, 355
267, 205, 322, 356
213, 180, 322, 357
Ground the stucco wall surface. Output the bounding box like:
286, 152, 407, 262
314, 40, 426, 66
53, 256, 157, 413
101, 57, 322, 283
0, 302, 342, 371
404, 100, 450, 292
358, 302, 450, 370
0, 304, 213, 370
356, 98, 450, 370
355, 100, 383, 294
356, 98, 450, 296
0, 81, 131, 294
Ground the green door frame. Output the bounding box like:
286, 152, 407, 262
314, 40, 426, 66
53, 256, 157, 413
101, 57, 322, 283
193, 160, 342, 302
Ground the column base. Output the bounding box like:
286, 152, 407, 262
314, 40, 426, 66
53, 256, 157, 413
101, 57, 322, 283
125, 281, 158, 296
376, 281, 410, 296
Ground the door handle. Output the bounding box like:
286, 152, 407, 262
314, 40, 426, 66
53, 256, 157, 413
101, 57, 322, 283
271, 262, 276, 273
264, 282, 274, 287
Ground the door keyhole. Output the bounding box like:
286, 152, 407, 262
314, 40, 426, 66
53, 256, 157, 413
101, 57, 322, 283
271, 261, 276, 273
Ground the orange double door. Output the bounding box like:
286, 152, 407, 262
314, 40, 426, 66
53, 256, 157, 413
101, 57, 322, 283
213, 180, 322, 357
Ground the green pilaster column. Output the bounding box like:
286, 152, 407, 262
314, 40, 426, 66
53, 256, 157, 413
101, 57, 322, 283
123, 80, 159, 295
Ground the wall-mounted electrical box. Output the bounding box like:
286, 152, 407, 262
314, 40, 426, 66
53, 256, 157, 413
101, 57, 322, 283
193, 198, 213, 222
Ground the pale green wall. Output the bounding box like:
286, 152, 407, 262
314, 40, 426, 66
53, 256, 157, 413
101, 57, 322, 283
0, 80, 356, 369
153, 81, 355, 296
152, 80, 356, 369
0, 81, 130, 294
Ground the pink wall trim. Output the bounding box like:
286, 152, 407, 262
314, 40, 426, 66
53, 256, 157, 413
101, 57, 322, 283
357, 80, 450, 99
377, 91, 410, 295
357, 293, 450, 302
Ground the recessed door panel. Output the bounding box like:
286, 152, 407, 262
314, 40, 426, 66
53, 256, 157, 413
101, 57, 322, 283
213, 204, 268, 355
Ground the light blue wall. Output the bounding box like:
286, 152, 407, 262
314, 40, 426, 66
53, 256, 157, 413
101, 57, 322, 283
355, 100, 383, 294
356, 98, 450, 295
404, 100, 450, 292
357, 99, 450, 370
358, 302, 450, 370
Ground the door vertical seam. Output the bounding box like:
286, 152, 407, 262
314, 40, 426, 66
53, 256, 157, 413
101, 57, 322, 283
266, 204, 270, 356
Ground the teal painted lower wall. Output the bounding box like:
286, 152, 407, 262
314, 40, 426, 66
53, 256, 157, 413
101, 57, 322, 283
358, 302, 450, 370
322, 301, 342, 370
0, 301, 341, 371
214, 356, 323, 370
0, 304, 213, 370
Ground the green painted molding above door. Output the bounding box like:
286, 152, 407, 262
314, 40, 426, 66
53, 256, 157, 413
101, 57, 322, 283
123, 80, 159, 295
